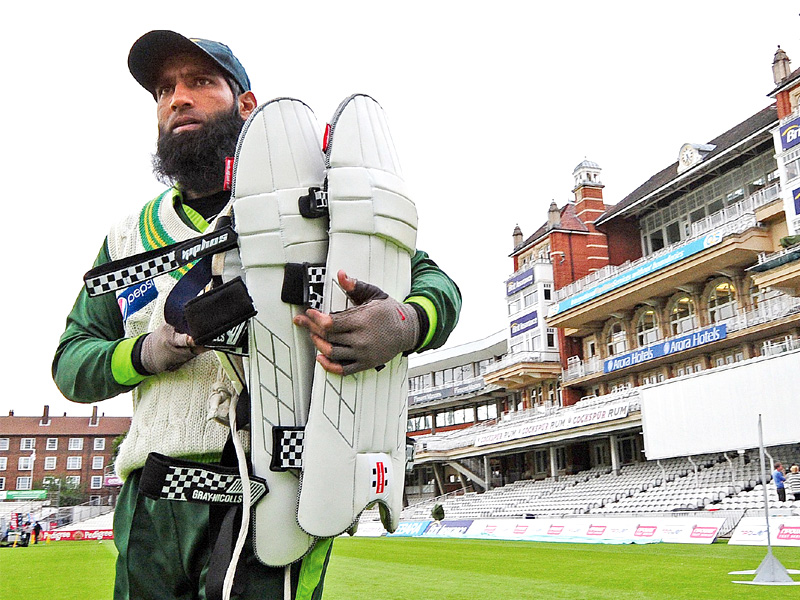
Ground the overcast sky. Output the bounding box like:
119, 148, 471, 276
3, 1, 797, 417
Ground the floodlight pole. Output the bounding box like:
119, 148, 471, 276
757, 414, 774, 557
732, 414, 796, 585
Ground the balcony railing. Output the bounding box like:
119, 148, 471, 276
554, 187, 775, 305
561, 291, 800, 382
414, 390, 642, 454
484, 350, 561, 375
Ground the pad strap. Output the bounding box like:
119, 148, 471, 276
281, 263, 326, 310
84, 226, 238, 296
139, 452, 267, 505
270, 427, 305, 472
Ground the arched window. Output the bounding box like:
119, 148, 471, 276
606, 321, 627, 356
670, 296, 696, 335
637, 309, 659, 346
708, 281, 737, 323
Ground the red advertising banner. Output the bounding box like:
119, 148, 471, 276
45, 529, 114, 542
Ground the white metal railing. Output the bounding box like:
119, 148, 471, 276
555, 189, 773, 304
408, 376, 485, 398
563, 355, 602, 381
561, 292, 800, 382
761, 336, 800, 356
499, 401, 560, 423
483, 350, 560, 375
755, 241, 800, 266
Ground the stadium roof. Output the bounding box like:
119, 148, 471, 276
596, 104, 778, 226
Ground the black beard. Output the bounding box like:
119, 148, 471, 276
152, 106, 244, 196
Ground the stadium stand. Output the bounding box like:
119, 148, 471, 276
362, 443, 800, 524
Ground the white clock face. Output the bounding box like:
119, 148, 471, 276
680, 147, 695, 166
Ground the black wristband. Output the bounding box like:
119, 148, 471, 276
404, 302, 429, 355
131, 334, 154, 377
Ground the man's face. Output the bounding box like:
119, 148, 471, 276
154, 52, 237, 137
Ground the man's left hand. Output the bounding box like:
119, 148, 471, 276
293, 270, 419, 375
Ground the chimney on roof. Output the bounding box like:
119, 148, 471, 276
773, 46, 792, 85
512, 224, 523, 249
41, 405, 50, 426
90, 405, 99, 426
547, 201, 561, 228
8, 410, 13, 416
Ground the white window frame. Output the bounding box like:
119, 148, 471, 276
93, 438, 106, 451
16, 477, 32, 491
92, 456, 104, 470
0, 457, 6, 471
67, 456, 82, 470
0, 438, 8, 451
46, 438, 58, 450
20, 438, 35, 451
18, 457, 33, 471
65, 476, 80, 488
0, 477, 5, 490
68, 438, 84, 451
90, 476, 103, 490
44, 457, 57, 471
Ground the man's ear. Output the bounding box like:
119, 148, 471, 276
238, 91, 257, 119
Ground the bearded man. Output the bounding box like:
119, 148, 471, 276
52, 30, 461, 600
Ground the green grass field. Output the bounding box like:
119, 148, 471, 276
1, 537, 798, 600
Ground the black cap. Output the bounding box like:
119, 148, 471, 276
128, 30, 251, 99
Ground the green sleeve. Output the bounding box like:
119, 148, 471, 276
52, 241, 145, 403
405, 250, 462, 352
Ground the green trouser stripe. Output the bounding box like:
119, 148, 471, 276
295, 538, 333, 600
405, 295, 437, 350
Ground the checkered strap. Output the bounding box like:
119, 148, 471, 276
280, 263, 326, 310
83, 226, 239, 297
140, 452, 268, 505
270, 427, 305, 471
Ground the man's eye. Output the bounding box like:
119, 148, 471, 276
156, 86, 173, 99
196, 78, 212, 86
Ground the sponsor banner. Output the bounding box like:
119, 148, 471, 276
729, 516, 800, 547
461, 518, 722, 544
553, 231, 724, 315
474, 400, 631, 447
794, 186, 800, 215
780, 116, 800, 151
0, 490, 47, 500
506, 268, 535, 296
387, 520, 432, 537
104, 475, 124, 487
510, 310, 538, 338
45, 529, 114, 542
408, 379, 485, 406
351, 521, 387, 537
421, 519, 474, 538
604, 325, 727, 373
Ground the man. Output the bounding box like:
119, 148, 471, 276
773, 462, 786, 502
53, 30, 461, 600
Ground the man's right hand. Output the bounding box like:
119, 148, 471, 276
138, 323, 205, 375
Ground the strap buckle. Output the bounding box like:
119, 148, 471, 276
298, 186, 329, 219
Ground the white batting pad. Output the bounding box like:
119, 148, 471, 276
232, 98, 326, 566
297, 94, 418, 537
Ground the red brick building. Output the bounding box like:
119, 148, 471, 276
0, 405, 131, 505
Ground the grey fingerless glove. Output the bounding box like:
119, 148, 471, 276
135, 323, 199, 375
327, 280, 420, 376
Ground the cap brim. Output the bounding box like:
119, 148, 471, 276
128, 30, 210, 98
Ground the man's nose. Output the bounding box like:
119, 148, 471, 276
170, 81, 194, 111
